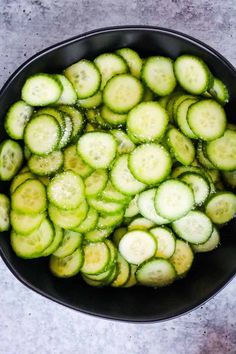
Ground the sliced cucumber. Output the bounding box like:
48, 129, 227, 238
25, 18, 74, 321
81, 241, 110, 275
84, 228, 112, 243
101, 181, 130, 204
85, 169, 108, 197
42, 226, 64, 257
88, 197, 124, 215
97, 210, 124, 229
128, 217, 155, 231
179, 172, 210, 206
150, 227, 176, 258
50, 248, 83, 278
166, 127, 195, 166
209, 77, 229, 105
100, 105, 127, 125
0, 194, 10, 231
54, 74, 77, 105
74, 207, 98, 233
63, 144, 93, 178
111, 253, 130, 287
192, 227, 220, 253
138, 189, 170, 225
110, 130, 135, 154
124, 195, 139, 218
0, 140, 23, 181
116, 48, 142, 78
112, 227, 127, 247
197, 141, 215, 169
77, 91, 102, 109
5, 100, 33, 140
28, 150, 63, 176
205, 192, 236, 224
222, 170, 236, 189
10, 171, 34, 194
58, 105, 84, 142
53, 230, 83, 258
123, 264, 137, 288
176, 97, 198, 138
10, 210, 45, 235
170, 239, 194, 277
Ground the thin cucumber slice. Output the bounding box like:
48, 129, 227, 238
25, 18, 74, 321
48, 200, 88, 229
10, 171, 34, 194
94, 53, 128, 89
54, 74, 77, 105
205, 192, 236, 224
64, 59, 101, 99
47, 171, 84, 210
53, 230, 83, 258
176, 98, 198, 138
58, 114, 73, 149
150, 227, 176, 259
111, 155, 146, 195
50, 248, 84, 278
172, 210, 213, 244
136, 258, 176, 287
0, 140, 23, 181
10, 210, 45, 235
128, 217, 155, 231
142, 56, 176, 96
124, 195, 139, 218
170, 239, 194, 277
116, 48, 142, 78
209, 77, 229, 105
84, 265, 115, 282
63, 144, 93, 178
174, 55, 213, 94
197, 141, 215, 169
77, 132, 117, 169
58, 105, 84, 142
88, 197, 124, 215
205, 130, 236, 171
155, 179, 194, 221
112, 227, 127, 247
74, 207, 98, 233
222, 170, 236, 189
42, 226, 64, 257
85, 169, 108, 197
84, 228, 112, 242
28, 150, 63, 176
103, 74, 143, 114
158, 96, 170, 109
111, 253, 130, 287
24, 114, 61, 155
97, 210, 124, 229
101, 181, 130, 204
12, 179, 46, 214
11, 219, 54, 259
187, 99, 226, 141
129, 143, 172, 185
119, 230, 156, 265
85, 108, 110, 128
100, 105, 127, 125
172, 94, 195, 121
192, 227, 220, 253
110, 130, 135, 154
179, 172, 210, 206
77, 91, 102, 109
123, 264, 137, 288
138, 189, 170, 225
21, 73, 62, 106
0, 194, 10, 231
5, 100, 33, 140
104, 240, 117, 269
36, 107, 65, 133
81, 242, 110, 275
127, 102, 169, 143
166, 127, 195, 166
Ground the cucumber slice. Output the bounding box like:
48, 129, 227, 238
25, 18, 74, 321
209, 77, 229, 105
197, 141, 215, 169
22, 73, 62, 106
110, 130, 135, 154
142, 56, 176, 96
192, 227, 220, 253
124, 195, 139, 218
0, 140, 23, 181
101, 181, 130, 204
176, 98, 198, 138
172, 94, 195, 121
63, 144, 93, 178
10, 171, 34, 194
57, 114, 73, 149
85, 169, 108, 197
111, 155, 146, 195
5, 100, 33, 140
222, 170, 236, 189
47, 171, 84, 210
150, 227, 176, 259
97, 210, 124, 229
73, 207, 98, 233
88, 197, 124, 215
64, 59, 101, 99
54, 74, 77, 105
50, 248, 84, 278
116, 48, 142, 78
84, 228, 112, 242
123, 264, 137, 288
94, 53, 128, 89
128, 217, 155, 231
179, 172, 210, 206
166, 128, 195, 166
42, 226, 64, 257
205, 130, 236, 171
24, 114, 61, 155
58, 105, 84, 142
77, 132, 117, 169
174, 55, 213, 94
12, 179, 46, 214
205, 192, 236, 224
172, 210, 213, 244
28, 150, 63, 176
11, 219, 54, 259
103, 74, 143, 114
111, 253, 130, 287
158, 96, 170, 109
100, 105, 127, 125
127, 102, 169, 143
83, 265, 116, 282
112, 227, 127, 247
187, 100, 226, 141
129, 143, 172, 185
77, 91, 102, 109
138, 189, 170, 225
10, 210, 45, 235
119, 230, 156, 265
155, 179, 194, 221
53, 230, 83, 258
81, 242, 110, 275
170, 239, 194, 277
0, 194, 10, 231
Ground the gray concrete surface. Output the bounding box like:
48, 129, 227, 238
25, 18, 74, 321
1, 1, 236, 353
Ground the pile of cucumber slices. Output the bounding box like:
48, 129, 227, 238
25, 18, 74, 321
0, 48, 236, 288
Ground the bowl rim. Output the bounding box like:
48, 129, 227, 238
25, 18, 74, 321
0, 25, 236, 323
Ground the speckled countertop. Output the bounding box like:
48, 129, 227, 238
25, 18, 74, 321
1, 1, 236, 353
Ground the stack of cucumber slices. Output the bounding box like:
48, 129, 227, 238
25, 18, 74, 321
0, 48, 236, 288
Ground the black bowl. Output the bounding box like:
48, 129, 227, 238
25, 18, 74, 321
0, 26, 236, 323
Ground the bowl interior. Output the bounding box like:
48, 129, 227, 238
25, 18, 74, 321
0, 27, 236, 322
